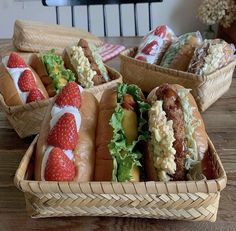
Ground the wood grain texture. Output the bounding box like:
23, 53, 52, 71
0, 38, 236, 231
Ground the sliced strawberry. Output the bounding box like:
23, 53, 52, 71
136, 55, 147, 62
26, 89, 45, 103
7, 52, 27, 68
44, 147, 75, 181
47, 112, 78, 150
55, 82, 81, 108
18, 70, 36, 92
154, 25, 166, 38
141, 40, 158, 55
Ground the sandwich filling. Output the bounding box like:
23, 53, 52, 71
149, 85, 199, 181
68, 46, 96, 88
108, 83, 150, 182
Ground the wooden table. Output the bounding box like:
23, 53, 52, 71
0, 38, 236, 231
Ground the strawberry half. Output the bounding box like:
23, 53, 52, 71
7, 52, 27, 68
55, 82, 81, 108
26, 89, 45, 103
44, 147, 75, 181
18, 70, 36, 92
154, 25, 166, 38
141, 40, 158, 55
47, 112, 78, 150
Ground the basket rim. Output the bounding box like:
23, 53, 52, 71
14, 136, 227, 196
120, 47, 236, 82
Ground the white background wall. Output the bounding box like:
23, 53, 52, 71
0, 0, 206, 38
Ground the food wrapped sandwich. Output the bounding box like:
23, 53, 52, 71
135, 25, 177, 64
188, 39, 235, 75
160, 31, 203, 71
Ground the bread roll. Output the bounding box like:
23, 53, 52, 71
146, 84, 209, 181
35, 90, 98, 182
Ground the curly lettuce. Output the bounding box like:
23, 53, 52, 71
108, 83, 150, 182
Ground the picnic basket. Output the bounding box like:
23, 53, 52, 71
14, 135, 226, 221
13, 20, 103, 53
120, 47, 236, 112
0, 54, 122, 138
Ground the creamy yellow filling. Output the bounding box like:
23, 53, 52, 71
69, 46, 96, 88
149, 101, 176, 181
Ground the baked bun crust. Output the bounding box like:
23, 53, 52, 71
35, 91, 98, 182
94, 88, 117, 181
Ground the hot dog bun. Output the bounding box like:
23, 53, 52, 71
145, 84, 209, 181
35, 83, 98, 181
0, 53, 48, 106
94, 84, 149, 182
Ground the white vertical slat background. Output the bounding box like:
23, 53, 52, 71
0, 0, 206, 38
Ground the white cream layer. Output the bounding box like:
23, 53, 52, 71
50, 105, 81, 131
2, 56, 34, 103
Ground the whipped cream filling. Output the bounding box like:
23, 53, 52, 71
2, 56, 35, 103
50, 105, 81, 131
41, 146, 53, 181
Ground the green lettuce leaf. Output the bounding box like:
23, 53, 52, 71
108, 83, 150, 182
40, 49, 75, 91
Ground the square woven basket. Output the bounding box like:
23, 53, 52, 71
0, 53, 122, 138
120, 47, 236, 112
14, 136, 227, 221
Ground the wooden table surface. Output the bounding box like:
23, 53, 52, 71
0, 37, 236, 231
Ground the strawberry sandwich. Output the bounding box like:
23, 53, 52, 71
0, 52, 48, 106
35, 82, 98, 181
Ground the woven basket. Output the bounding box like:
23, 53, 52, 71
84, 65, 123, 101
0, 95, 53, 138
13, 20, 103, 53
14, 135, 226, 221
120, 47, 236, 112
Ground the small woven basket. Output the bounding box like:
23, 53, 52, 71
120, 47, 236, 112
0, 51, 122, 138
0, 95, 53, 138
14, 136, 226, 221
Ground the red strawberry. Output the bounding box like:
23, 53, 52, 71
47, 112, 78, 150
136, 55, 147, 62
18, 70, 36, 92
141, 40, 158, 55
26, 89, 45, 103
44, 147, 75, 181
154, 25, 166, 38
55, 82, 81, 108
7, 52, 27, 68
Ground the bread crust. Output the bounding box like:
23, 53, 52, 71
28, 54, 56, 97
146, 84, 209, 181
35, 91, 98, 181
0, 58, 48, 106
94, 88, 117, 181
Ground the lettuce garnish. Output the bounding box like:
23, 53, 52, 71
41, 49, 75, 91
108, 83, 150, 182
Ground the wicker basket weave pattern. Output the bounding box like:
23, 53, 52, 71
0, 95, 53, 138
120, 47, 236, 112
14, 137, 227, 221
13, 20, 103, 53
